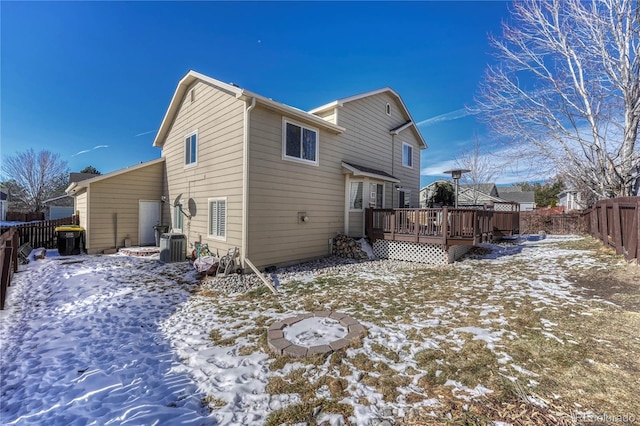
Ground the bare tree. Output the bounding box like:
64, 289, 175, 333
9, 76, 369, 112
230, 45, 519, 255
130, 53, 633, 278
1, 149, 69, 212
476, 0, 640, 199
455, 135, 501, 190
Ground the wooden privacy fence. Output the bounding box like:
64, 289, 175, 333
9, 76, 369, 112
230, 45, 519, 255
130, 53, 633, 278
520, 212, 588, 235
584, 197, 640, 265
1, 228, 19, 310
0, 216, 79, 249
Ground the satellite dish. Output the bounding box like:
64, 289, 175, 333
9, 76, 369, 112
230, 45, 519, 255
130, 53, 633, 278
173, 194, 182, 207
188, 198, 197, 217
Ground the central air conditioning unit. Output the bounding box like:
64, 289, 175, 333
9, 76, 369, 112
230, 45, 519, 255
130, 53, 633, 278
160, 233, 186, 263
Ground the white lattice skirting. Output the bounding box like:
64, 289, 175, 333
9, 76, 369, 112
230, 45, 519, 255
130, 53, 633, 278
373, 240, 472, 265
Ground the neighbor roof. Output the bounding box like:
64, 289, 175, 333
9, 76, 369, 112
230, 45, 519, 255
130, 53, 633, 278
498, 191, 535, 204
152, 71, 346, 148
309, 88, 428, 149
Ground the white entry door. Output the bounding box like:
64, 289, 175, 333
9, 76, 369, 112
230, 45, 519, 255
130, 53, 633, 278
139, 200, 161, 246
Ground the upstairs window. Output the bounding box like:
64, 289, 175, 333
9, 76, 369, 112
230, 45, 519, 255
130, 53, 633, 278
402, 142, 413, 168
185, 131, 197, 166
283, 119, 318, 165
386, 103, 391, 116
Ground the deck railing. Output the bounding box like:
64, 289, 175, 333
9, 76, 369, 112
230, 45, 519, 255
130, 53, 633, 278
365, 207, 520, 245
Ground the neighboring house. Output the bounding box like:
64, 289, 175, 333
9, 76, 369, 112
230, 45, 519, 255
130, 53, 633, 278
558, 189, 585, 211
497, 186, 536, 211
458, 186, 507, 207
462, 183, 499, 198
67, 70, 427, 268
44, 172, 101, 220
43, 195, 74, 220
419, 180, 450, 207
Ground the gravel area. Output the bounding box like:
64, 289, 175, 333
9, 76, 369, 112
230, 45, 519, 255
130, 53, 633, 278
199, 255, 440, 295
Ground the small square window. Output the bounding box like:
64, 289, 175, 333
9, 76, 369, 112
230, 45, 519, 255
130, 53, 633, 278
402, 142, 413, 168
283, 120, 318, 165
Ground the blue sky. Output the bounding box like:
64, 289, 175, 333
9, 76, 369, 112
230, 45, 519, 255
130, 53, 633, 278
1, 1, 521, 188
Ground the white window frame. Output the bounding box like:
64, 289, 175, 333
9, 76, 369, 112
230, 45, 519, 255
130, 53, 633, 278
385, 103, 391, 116
282, 118, 319, 166
184, 130, 198, 167
173, 204, 183, 232
369, 182, 385, 208
349, 181, 364, 212
207, 197, 227, 241
402, 142, 413, 168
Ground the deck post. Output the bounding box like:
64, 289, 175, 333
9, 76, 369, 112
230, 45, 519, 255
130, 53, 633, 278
390, 210, 395, 239
442, 206, 448, 246
414, 209, 420, 242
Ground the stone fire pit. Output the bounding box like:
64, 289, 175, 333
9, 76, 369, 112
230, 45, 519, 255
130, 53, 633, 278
267, 311, 366, 358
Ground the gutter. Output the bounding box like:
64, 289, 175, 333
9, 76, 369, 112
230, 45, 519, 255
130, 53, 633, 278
241, 97, 257, 267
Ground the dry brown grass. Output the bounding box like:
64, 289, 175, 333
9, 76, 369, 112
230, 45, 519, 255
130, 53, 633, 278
202, 237, 640, 424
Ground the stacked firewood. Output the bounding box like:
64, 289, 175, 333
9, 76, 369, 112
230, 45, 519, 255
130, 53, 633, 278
332, 234, 370, 260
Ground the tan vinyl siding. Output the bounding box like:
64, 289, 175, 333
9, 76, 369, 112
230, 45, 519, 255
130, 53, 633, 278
247, 105, 344, 267
348, 211, 364, 238
83, 161, 165, 254
75, 190, 88, 231
337, 93, 422, 208
246, 91, 423, 267
312, 108, 336, 124
161, 80, 245, 255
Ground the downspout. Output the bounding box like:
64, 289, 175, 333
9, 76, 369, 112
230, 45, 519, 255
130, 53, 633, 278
391, 134, 396, 208
241, 97, 257, 267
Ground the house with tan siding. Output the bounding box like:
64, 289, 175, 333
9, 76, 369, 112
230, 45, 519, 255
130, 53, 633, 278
68, 70, 427, 268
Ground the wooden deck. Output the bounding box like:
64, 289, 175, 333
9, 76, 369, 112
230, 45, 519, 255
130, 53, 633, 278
365, 207, 520, 247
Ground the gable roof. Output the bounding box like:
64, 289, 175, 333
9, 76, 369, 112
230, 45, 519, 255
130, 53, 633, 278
70, 172, 100, 184
66, 157, 165, 194
498, 191, 535, 204
458, 187, 507, 204
461, 183, 498, 196
309, 88, 428, 149
152, 71, 346, 148
43, 194, 72, 204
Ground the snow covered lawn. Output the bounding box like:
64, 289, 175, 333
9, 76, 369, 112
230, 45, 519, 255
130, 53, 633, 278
1, 236, 639, 425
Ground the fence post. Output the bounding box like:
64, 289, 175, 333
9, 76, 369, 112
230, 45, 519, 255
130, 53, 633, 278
636, 199, 640, 265
612, 201, 623, 255
11, 228, 18, 273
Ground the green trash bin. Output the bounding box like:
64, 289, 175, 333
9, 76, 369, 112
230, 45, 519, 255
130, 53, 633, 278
55, 225, 85, 255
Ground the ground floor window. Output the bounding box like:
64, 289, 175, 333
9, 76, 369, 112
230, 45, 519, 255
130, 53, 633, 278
399, 190, 411, 208
173, 205, 183, 232
349, 181, 363, 210
208, 198, 226, 239
369, 183, 384, 208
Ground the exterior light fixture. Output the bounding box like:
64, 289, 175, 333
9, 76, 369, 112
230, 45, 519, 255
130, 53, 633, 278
443, 169, 471, 208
